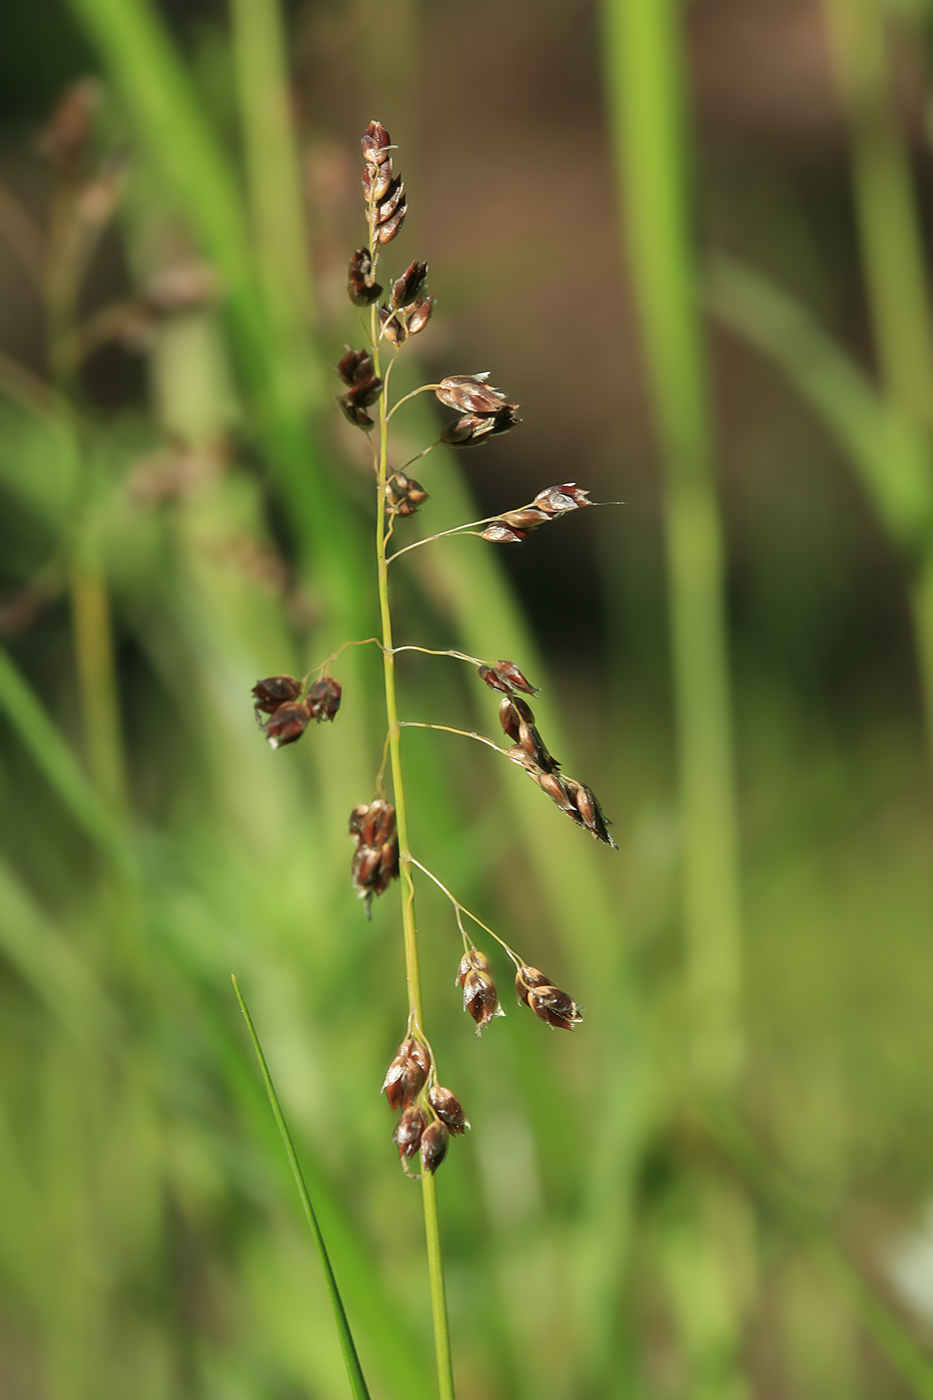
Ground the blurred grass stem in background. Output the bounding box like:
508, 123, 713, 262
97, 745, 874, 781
602, 0, 744, 1095
706, 258, 933, 789
602, 3, 750, 1395
229, 0, 319, 408
823, 0, 933, 791
67, 0, 371, 647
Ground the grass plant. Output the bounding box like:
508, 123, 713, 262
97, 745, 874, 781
247, 120, 621, 1396
1, 1, 932, 1397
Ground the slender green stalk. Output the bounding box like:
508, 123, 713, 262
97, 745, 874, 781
910, 557, 933, 784
706, 257, 933, 783
823, 0, 933, 787
0, 645, 128, 868
602, 0, 743, 1092
68, 0, 372, 643
602, 6, 750, 1394
371, 325, 456, 1400
228, 0, 320, 408
44, 172, 129, 824
232, 977, 372, 1400
823, 0, 933, 429
68, 554, 127, 817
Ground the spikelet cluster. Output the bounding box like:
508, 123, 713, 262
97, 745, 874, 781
252, 675, 342, 749
381, 1036, 469, 1177
250, 120, 619, 1176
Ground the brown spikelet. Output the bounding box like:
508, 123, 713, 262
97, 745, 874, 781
360, 122, 408, 246
306, 677, 342, 722
347, 248, 382, 306
261, 700, 312, 750
392, 1105, 427, 1161
457, 948, 504, 1034
349, 800, 400, 914
420, 1120, 449, 1175
252, 675, 302, 715
428, 1085, 470, 1135
476, 659, 539, 696
516, 965, 583, 1030
381, 1036, 431, 1111
390, 260, 429, 309
386, 471, 429, 517
479, 521, 527, 543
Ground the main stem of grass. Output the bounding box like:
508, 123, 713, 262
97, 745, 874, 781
373, 336, 455, 1400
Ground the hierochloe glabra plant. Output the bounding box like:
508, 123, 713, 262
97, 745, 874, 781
251, 121, 617, 1397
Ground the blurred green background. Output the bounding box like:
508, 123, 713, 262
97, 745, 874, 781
1, 0, 932, 1397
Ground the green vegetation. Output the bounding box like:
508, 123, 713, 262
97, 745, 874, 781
1, 1, 931, 1397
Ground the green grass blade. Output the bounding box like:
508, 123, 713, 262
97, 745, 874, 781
705, 256, 933, 554
0, 645, 130, 869
823, 0, 933, 427
231, 976, 372, 1400
66, 0, 370, 633
601, 0, 744, 1092
705, 256, 933, 781
229, 0, 318, 391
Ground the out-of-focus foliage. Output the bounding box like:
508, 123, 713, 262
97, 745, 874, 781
0, 1, 932, 1398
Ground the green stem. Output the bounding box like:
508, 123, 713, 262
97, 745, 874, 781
228, 0, 319, 409
823, 0, 933, 794
372, 318, 455, 1400
44, 180, 128, 824
823, 0, 933, 429
232, 977, 372, 1400
910, 553, 933, 792
602, 0, 744, 1093
68, 555, 127, 818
